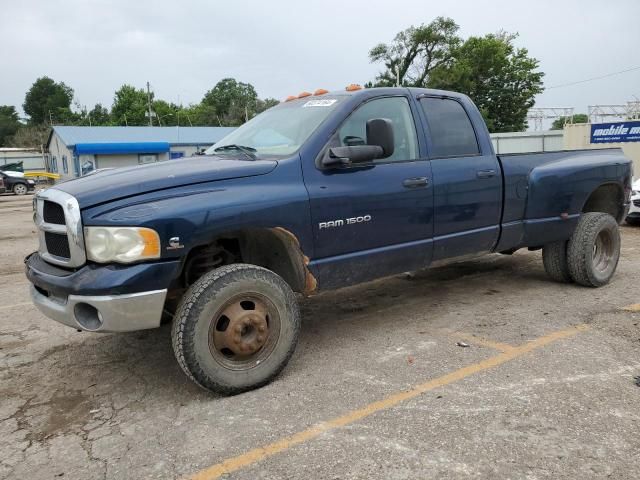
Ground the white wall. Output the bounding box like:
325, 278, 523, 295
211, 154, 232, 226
490, 131, 564, 154
47, 132, 76, 180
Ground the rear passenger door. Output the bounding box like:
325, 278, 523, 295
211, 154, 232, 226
419, 96, 502, 261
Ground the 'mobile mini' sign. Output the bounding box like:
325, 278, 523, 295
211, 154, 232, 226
590, 121, 640, 144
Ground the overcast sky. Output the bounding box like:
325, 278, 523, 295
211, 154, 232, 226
3, 0, 639, 124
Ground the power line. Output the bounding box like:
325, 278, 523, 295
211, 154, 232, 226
547, 65, 640, 89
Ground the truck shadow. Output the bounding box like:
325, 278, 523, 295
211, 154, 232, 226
20, 252, 549, 410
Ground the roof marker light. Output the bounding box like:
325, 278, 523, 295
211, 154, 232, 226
346, 84, 363, 92
284, 95, 297, 102
314, 89, 329, 95
298, 91, 312, 98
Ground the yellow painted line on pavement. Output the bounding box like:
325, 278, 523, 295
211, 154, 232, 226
187, 324, 589, 480
450, 331, 516, 353
622, 303, 640, 312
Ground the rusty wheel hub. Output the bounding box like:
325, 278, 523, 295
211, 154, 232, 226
211, 298, 271, 359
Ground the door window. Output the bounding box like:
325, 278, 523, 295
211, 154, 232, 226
338, 97, 419, 162
420, 98, 479, 158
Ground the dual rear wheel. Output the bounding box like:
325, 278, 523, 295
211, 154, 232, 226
543, 212, 621, 287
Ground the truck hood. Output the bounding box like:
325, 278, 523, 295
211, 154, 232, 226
53, 156, 277, 208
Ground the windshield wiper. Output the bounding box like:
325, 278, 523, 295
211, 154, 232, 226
213, 144, 257, 160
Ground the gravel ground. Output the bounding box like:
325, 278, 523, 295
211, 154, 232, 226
1, 193, 639, 480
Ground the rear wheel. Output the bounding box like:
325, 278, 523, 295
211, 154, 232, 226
567, 212, 620, 287
13, 183, 27, 195
171, 264, 300, 395
542, 240, 572, 283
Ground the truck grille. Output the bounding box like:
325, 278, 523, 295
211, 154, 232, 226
43, 201, 66, 224
634, 199, 640, 208
45, 232, 71, 259
34, 189, 86, 267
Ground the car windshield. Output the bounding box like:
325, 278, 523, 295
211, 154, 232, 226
205, 96, 345, 158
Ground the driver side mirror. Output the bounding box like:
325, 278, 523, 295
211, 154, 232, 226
323, 118, 394, 167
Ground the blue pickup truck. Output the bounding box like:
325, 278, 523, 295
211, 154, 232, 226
26, 86, 632, 394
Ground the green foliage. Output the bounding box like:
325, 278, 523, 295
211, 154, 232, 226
23, 77, 74, 125
256, 98, 280, 114
369, 17, 460, 87
87, 103, 111, 126
202, 78, 259, 126
0, 106, 23, 146
428, 32, 544, 132
6, 125, 49, 148
551, 114, 589, 130
111, 85, 151, 126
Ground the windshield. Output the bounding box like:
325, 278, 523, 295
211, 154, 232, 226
205, 96, 345, 157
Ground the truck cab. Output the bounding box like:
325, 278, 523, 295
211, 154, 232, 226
26, 86, 632, 394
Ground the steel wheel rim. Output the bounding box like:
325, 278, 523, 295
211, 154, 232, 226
15, 184, 27, 195
208, 293, 280, 371
592, 229, 614, 273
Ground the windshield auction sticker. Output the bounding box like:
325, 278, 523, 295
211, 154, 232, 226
302, 99, 337, 108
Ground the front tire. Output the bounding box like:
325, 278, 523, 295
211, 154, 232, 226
567, 212, 621, 287
13, 183, 27, 195
626, 216, 640, 226
171, 264, 300, 395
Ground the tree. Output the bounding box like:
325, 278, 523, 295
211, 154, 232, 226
551, 114, 589, 130
369, 17, 461, 87
202, 78, 259, 126
6, 125, 49, 148
23, 76, 74, 125
256, 98, 280, 114
0, 106, 22, 146
87, 103, 111, 126
429, 32, 544, 132
111, 85, 151, 126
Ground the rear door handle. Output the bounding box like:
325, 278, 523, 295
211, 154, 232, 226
476, 169, 497, 179
403, 177, 429, 188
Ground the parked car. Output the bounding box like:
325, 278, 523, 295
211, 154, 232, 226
0, 170, 36, 195
25, 86, 632, 394
626, 179, 640, 225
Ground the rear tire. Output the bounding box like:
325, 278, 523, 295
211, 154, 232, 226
542, 241, 572, 283
567, 212, 620, 287
171, 263, 300, 395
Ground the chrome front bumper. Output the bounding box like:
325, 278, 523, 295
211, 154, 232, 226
30, 286, 167, 333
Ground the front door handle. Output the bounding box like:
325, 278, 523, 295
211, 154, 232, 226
476, 169, 497, 179
403, 177, 429, 188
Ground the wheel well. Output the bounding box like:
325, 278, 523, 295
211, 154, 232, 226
180, 228, 315, 295
582, 184, 625, 223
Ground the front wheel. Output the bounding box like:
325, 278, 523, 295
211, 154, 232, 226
567, 212, 621, 287
13, 183, 28, 195
171, 264, 300, 395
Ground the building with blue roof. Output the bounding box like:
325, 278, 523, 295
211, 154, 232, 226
46, 126, 235, 180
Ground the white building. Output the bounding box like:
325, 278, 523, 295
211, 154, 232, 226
46, 126, 235, 181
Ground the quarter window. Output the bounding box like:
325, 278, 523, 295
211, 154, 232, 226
338, 97, 419, 162
420, 98, 479, 158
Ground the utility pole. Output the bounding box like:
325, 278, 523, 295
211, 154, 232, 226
146, 81, 153, 127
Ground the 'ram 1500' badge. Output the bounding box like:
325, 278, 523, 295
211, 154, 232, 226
319, 215, 372, 229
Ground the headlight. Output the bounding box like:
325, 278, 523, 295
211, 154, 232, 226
84, 227, 160, 263
27, 180, 35, 184
633, 190, 639, 196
